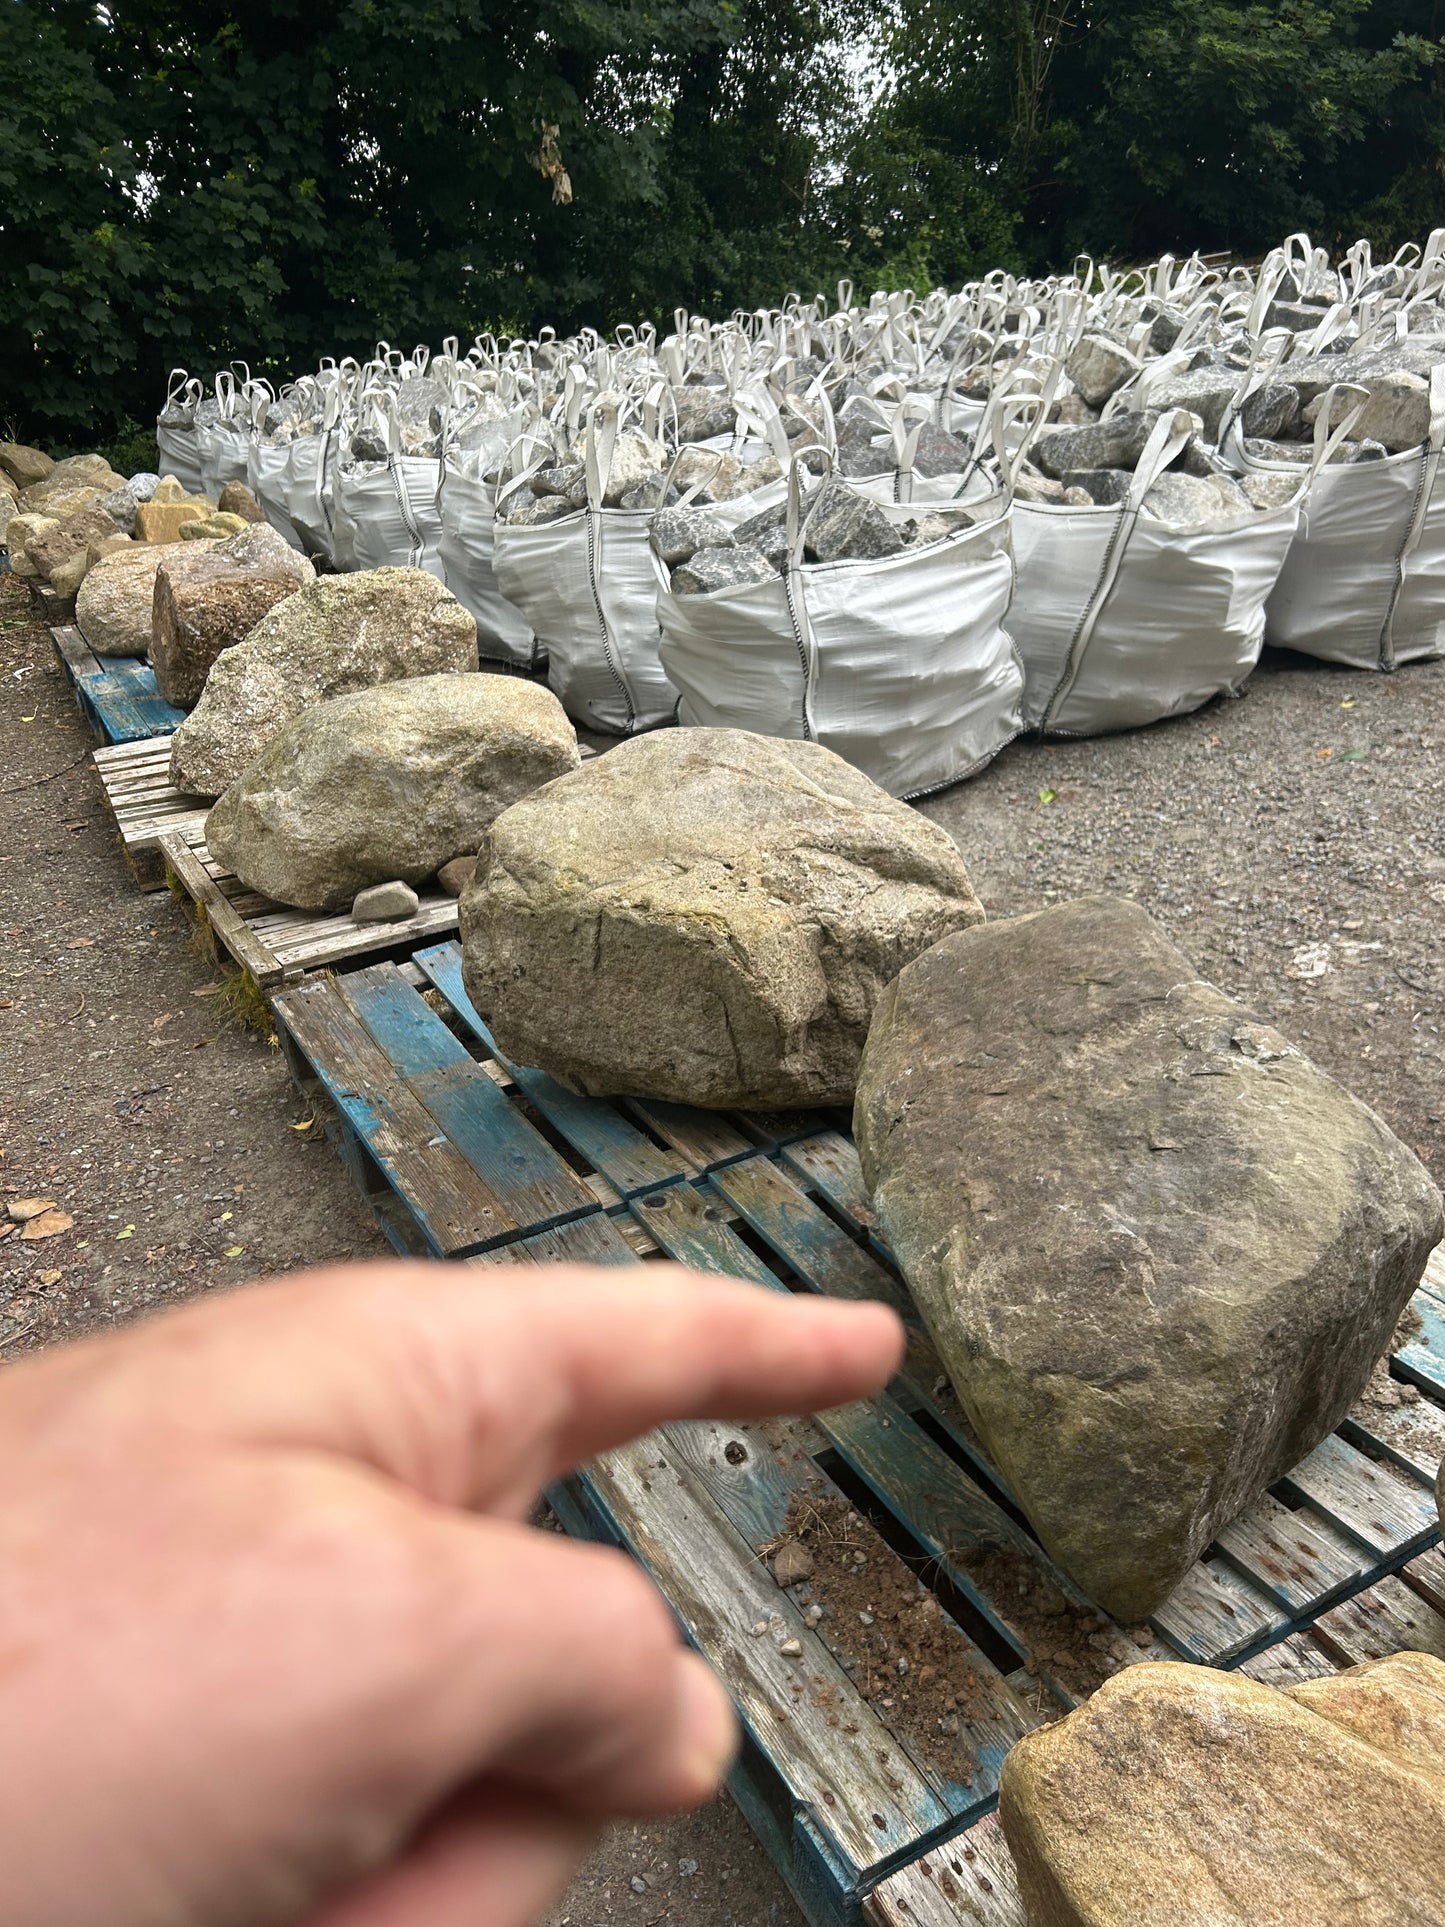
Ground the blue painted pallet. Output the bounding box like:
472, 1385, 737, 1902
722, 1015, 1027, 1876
273, 945, 1445, 1927
51, 623, 186, 744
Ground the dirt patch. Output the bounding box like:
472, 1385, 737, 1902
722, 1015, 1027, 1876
773, 1484, 999, 1788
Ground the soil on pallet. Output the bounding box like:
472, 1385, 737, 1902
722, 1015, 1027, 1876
774, 1484, 1053, 1790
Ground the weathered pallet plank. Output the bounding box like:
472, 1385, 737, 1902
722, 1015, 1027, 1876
586, 1431, 955, 1872
90, 738, 206, 891
337, 966, 602, 1240
1279, 1432, 1440, 1559
1312, 1570, 1445, 1666
159, 827, 279, 984
865, 1816, 1026, 1927
275, 972, 556, 1255
158, 829, 459, 989
51, 625, 186, 743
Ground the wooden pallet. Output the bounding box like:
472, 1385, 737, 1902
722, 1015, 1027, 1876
157, 827, 460, 993
92, 738, 208, 890
51, 624, 186, 744
271, 942, 1445, 1927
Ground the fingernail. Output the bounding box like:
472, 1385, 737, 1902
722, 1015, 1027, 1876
676, 1651, 739, 1794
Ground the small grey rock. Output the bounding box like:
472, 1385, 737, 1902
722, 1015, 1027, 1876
732, 499, 791, 570
671, 543, 776, 595
1062, 486, 1095, 507
1241, 471, 1302, 511
1353, 438, 1390, 462
804, 478, 905, 563
911, 422, 972, 478
1033, 411, 1160, 480
351, 880, 420, 923
530, 464, 583, 498
1240, 382, 1301, 442
1061, 468, 1132, 506
1014, 470, 1067, 504
1065, 334, 1144, 408
651, 505, 733, 567
619, 471, 678, 512
505, 493, 574, 527
128, 471, 160, 502
101, 485, 139, 534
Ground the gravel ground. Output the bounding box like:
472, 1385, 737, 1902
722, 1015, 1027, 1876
2, 561, 1442, 1925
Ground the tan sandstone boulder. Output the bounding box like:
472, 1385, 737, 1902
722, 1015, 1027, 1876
999, 1654, 1445, 1926
206, 674, 579, 910
75, 541, 204, 657
168, 568, 479, 796
0, 443, 54, 489
460, 727, 984, 1109
151, 523, 315, 708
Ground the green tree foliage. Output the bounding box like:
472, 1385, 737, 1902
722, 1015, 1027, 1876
874, 1, 1444, 270
3, 1, 1444, 451
0, 0, 868, 447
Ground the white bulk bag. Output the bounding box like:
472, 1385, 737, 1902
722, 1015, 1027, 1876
329, 391, 445, 577
1233, 369, 1445, 669
247, 384, 345, 560
1009, 411, 1306, 737
156, 370, 205, 494
436, 457, 538, 670
493, 407, 677, 733
195, 369, 254, 500
656, 457, 1023, 798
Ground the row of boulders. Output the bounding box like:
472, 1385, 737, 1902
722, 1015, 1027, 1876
426, 734, 1435, 1629
2, 439, 266, 603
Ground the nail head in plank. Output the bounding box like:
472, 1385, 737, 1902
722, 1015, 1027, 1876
274, 975, 525, 1254
632, 1180, 780, 1286
865, 1815, 1027, 1927
585, 1432, 953, 1872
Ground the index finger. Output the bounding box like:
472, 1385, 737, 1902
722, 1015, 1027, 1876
15, 1263, 904, 1516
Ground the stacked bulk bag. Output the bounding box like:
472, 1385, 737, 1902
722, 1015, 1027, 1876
330, 387, 446, 578
494, 404, 677, 732
247, 375, 350, 562
195, 369, 255, 500
1233, 367, 1445, 669
656, 452, 1023, 798
156, 371, 205, 494
1008, 411, 1308, 737
436, 398, 538, 672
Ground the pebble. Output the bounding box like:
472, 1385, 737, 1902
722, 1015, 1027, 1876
750, 1618, 769, 1637
779, 1638, 803, 1658
678, 1858, 698, 1878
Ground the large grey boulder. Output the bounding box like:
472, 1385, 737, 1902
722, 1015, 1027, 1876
205, 674, 578, 912
460, 728, 983, 1110
151, 523, 315, 709
854, 896, 1442, 1620
168, 568, 479, 798
75, 541, 204, 657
